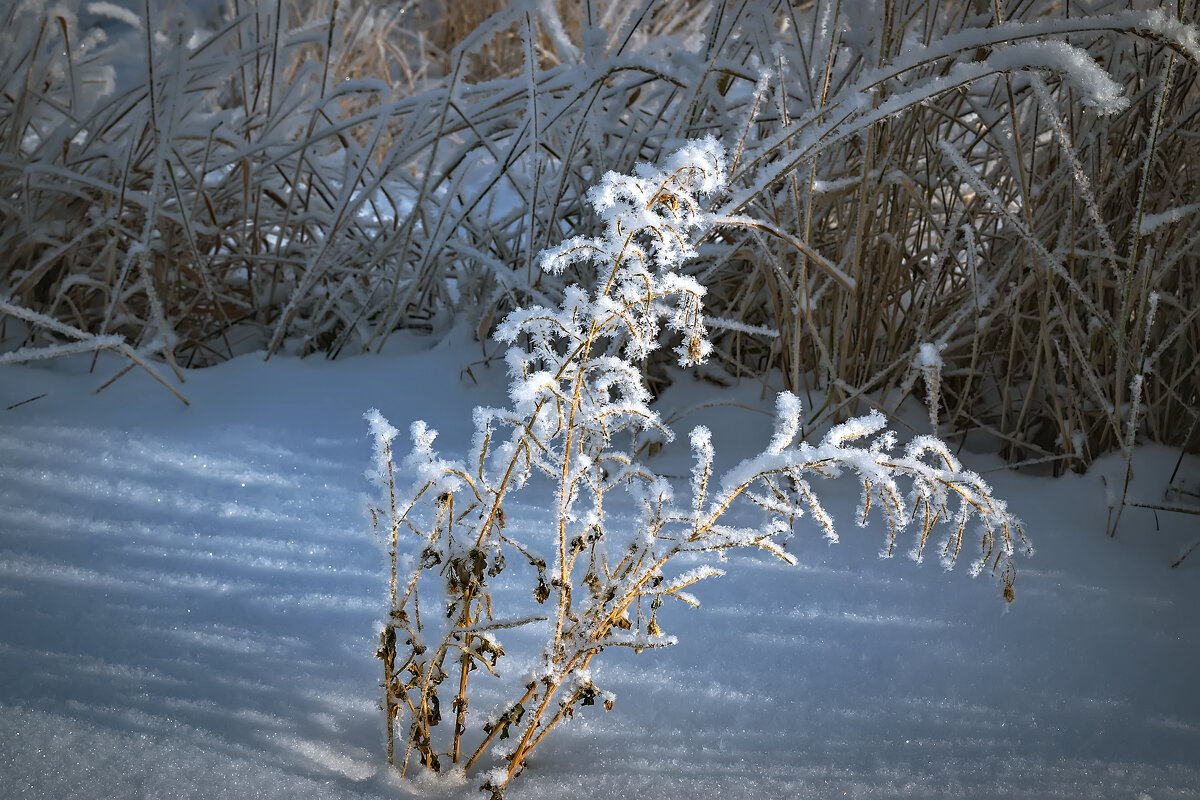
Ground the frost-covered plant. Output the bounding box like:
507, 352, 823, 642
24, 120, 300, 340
6, 1, 1196, 470
365, 138, 1029, 797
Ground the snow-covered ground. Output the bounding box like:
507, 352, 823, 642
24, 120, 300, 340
1, 330, 1197, 799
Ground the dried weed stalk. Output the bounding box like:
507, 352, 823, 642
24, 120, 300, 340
365, 139, 1029, 797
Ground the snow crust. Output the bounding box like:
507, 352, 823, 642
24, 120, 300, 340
1, 341, 1197, 799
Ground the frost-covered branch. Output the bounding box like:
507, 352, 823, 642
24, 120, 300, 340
365, 138, 1028, 797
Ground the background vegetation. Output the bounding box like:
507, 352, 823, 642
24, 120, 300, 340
2, 0, 1197, 472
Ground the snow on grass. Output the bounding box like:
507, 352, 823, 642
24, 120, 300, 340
0, 334, 1198, 799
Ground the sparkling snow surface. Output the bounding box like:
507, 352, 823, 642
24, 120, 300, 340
1, 332, 1197, 799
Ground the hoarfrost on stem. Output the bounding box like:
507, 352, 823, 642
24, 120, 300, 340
365, 137, 1030, 795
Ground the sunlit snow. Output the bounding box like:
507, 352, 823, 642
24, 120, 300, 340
1, 335, 1196, 799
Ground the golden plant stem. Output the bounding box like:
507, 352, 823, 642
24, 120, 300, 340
522, 652, 604, 756
381, 627, 396, 766
497, 249, 660, 789
451, 643, 471, 763
503, 683, 559, 784
553, 330, 596, 648
387, 441, 399, 607
450, 578, 481, 764
463, 682, 539, 773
